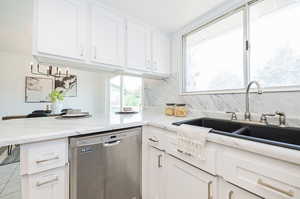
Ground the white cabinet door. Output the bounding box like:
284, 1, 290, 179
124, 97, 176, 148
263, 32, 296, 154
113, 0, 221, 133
166, 154, 217, 199
152, 32, 170, 75
35, 0, 85, 59
148, 146, 166, 199
22, 167, 68, 199
126, 20, 152, 71
91, 4, 125, 67
220, 180, 263, 199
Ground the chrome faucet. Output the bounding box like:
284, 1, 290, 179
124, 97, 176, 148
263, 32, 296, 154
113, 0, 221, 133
245, 81, 263, 121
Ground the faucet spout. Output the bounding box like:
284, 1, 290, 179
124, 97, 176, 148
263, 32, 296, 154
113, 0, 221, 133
245, 81, 263, 121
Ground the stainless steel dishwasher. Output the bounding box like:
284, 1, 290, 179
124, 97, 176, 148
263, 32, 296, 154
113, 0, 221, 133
69, 127, 142, 199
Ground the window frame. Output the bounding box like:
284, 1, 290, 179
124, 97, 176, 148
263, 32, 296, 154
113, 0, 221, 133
180, 0, 300, 95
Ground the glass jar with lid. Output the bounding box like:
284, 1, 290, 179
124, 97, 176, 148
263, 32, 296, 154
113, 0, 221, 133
165, 103, 175, 116
174, 104, 187, 117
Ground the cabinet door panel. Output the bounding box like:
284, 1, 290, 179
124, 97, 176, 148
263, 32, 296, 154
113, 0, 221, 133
23, 167, 68, 199
152, 32, 170, 74
148, 147, 165, 199
166, 155, 217, 199
36, 0, 84, 59
126, 20, 151, 71
91, 4, 125, 66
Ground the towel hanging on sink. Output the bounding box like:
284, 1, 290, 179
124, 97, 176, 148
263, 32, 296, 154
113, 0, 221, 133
176, 124, 211, 161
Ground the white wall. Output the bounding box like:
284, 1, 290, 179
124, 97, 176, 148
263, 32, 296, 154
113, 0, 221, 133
0, 0, 109, 118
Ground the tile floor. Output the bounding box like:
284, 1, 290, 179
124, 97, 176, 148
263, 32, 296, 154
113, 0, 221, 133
0, 163, 21, 199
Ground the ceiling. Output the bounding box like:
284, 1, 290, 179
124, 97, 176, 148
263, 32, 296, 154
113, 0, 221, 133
99, 0, 227, 33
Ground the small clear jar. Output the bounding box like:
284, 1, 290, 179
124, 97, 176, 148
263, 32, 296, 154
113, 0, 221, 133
174, 104, 187, 117
165, 103, 175, 116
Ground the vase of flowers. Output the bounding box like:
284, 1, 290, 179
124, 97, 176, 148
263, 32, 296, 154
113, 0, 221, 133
49, 89, 64, 114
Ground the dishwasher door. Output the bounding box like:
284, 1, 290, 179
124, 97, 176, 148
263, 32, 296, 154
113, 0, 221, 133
69, 127, 142, 199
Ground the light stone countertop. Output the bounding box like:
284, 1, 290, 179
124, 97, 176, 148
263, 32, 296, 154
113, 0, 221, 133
0, 110, 198, 147
0, 109, 299, 165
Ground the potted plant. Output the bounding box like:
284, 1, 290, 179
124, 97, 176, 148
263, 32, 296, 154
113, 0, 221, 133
49, 89, 64, 114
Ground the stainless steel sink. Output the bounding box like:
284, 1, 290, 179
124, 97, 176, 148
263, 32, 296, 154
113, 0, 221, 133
173, 118, 300, 150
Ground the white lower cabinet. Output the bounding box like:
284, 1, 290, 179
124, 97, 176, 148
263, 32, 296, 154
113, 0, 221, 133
219, 179, 263, 199
148, 146, 166, 199
21, 138, 69, 199
218, 146, 300, 199
166, 154, 218, 199
22, 166, 68, 199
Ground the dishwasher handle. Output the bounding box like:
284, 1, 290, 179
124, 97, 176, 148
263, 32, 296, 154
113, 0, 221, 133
103, 140, 121, 147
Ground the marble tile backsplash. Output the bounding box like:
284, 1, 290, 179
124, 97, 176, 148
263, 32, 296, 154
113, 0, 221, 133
144, 73, 300, 124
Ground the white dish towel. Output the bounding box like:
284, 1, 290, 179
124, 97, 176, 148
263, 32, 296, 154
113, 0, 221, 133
176, 124, 211, 161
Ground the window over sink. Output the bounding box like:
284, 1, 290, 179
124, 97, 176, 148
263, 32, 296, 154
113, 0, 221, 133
182, 0, 300, 94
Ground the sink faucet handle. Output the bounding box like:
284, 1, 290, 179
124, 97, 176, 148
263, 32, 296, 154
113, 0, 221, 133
275, 111, 287, 127
260, 113, 276, 125
226, 111, 238, 120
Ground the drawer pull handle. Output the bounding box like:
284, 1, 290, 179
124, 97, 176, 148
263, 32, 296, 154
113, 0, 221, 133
148, 138, 159, 143
36, 176, 58, 187
228, 190, 234, 199
177, 149, 192, 157
208, 181, 213, 199
257, 179, 294, 197
36, 156, 59, 164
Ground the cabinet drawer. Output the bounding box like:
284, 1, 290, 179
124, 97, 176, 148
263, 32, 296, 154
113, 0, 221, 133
22, 166, 68, 199
166, 135, 217, 175
143, 126, 167, 151
21, 139, 68, 175
220, 179, 262, 199
218, 147, 300, 199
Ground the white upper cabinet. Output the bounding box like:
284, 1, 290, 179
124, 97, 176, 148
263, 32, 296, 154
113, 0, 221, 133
34, 0, 85, 60
33, 0, 170, 78
90, 3, 125, 67
126, 19, 152, 71
152, 32, 170, 75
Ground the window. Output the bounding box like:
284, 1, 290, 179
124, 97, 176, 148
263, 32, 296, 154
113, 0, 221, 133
184, 10, 244, 92
109, 75, 142, 112
250, 0, 300, 88
182, 0, 300, 94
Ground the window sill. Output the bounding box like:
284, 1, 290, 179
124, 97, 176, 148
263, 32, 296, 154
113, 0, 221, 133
180, 86, 300, 96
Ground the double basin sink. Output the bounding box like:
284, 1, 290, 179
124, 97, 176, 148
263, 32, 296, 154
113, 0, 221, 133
173, 118, 300, 151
